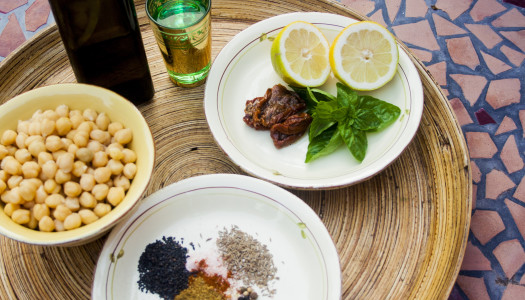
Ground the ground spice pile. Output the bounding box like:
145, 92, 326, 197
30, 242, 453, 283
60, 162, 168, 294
174, 275, 225, 300
137, 236, 190, 299
216, 226, 277, 295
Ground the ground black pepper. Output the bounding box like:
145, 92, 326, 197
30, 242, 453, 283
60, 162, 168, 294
137, 236, 191, 300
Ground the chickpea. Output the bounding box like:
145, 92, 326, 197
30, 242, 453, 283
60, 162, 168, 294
41, 119, 56, 137
114, 128, 132, 145
76, 147, 94, 163
107, 159, 124, 175
108, 122, 124, 136
90, 129, 111, 144
22, 161, 40, 178
54, 219, 65, 232
72, 160, 87, 177
51, 150, 67, 161
83, 108, 98, 121
28, 121, 42, 136
107, 186, 125, 206
121, 149, 137, 164
0, 145, 8, 159
70, 114, 84, 129
79, 173, 95, 192
41, 160, 58, 180
96, 113, 110, 131
87, 140, 104, 153
7, 175, 23, 189
11, 209, 31, 224
107, 147, 124, 161
94, 203, 111, 218
64, 181, 82, 197
35, 185, 48, 204
92, 151, 108, 168
94, 167, 111, 183
32, 203, 50, 221
61, 138, 73, 149
67, 143, 79, 156
53, 204, 72, 222
45, 135, 64, 152
27, 213, 38, 229
37, 151, 53, 165
3, 203, 19, 217
3, 157, 22, 175
43, 109, 60, 121
1, 129, 17, 145
73, 130, 89, 147
123, 163, 137, 180
23, 201, 35, 210
28, 140, 46, 157
6, 146, 16, 156
55, 169, 71, 184
64, 197, 80, 212
55, 117, 72, 136
24, 135, 44, 147
17, 120, 30, 135
79, 209, 99, 225
39, 216, 55, 232
64, 213, 81, 230
14, 148, 32, 164
55, 104, 69, 117
0, 170, 8, 182
69, 109, 81, 118
0, 179, 6, 194
92, 184, 109, 201
19, 179, 38, 201
66, 129, 77, 141
77, 121, 93, 133
45, 194, 64, 208
56, 152, 74, 173
44, 179, 60, 194
14, 132, 28, 149
1, 188, 22, 204
79, 192, 97, 208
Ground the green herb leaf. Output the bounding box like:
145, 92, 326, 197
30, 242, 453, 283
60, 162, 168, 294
353, 109, 384, 131
309, 117, 335, 142
355, 95, 401, 131
336, 82, 358, 108
338, 122, 367, 162
305, 124, 342, 163
291, 86, 335, 110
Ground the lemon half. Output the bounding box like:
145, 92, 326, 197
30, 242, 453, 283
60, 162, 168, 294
271, 21, 331, 87
330, 21, 399, 91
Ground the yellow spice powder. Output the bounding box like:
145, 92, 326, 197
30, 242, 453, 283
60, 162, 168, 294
174, 275, 225, 300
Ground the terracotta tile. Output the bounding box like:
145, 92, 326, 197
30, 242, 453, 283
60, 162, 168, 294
493, 239, 525, 279
500, 45, 525, 67
520, 110, 525, 138
435, 0, 473, 20
0, 13, 26, 58
368, 9, 387, 27
385, 0, 401, 23
473, 183, 478, 209
409, 48, 432, 62
486, 78, 521, 110
0, 0, 27, 14
466, 132, 498, 159
405, 0, 428, 18
25, 0, 50, 32
446, 37, 480, 70
492, 8, 525, 28
341, 0, 376, 15
501, 284, 525, 300
441, 88, 449, 97
513, 175, 525, 203
432, 14, 468, 36
495, 116, 518, 135
500, 30, 525, 53
426, 61, 447, 86
461, 241, 492, 270
471, 160, 481, 183
465, 23, 503, 49
485, 169, 515, 199
500, 135, 524, 174
470, 0, 507, 22
480, 51, 512, 74
449, 98, 473, 126
392, 20, 440, 51
456, 275, 491, 300
471, 209, 505, 244
505, 199, 525, 241
450, 74, 487, 106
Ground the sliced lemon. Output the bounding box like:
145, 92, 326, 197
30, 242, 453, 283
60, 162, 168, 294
271, 21, 330, 87
330, 21, 399, 91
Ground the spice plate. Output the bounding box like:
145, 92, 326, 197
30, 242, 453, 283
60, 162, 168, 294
92, 174, 341, 300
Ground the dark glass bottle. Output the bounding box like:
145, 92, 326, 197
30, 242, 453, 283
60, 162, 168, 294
49, 0, 154, 105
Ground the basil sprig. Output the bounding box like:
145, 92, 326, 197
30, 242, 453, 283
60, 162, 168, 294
292, 83, 401, 163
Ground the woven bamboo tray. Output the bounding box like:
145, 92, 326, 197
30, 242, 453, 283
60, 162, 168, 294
0, 0, 471, 299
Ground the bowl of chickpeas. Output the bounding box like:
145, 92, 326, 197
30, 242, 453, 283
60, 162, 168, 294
0, 84, 155, 246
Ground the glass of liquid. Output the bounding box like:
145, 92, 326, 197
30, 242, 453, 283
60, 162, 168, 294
146, 0, 211, 87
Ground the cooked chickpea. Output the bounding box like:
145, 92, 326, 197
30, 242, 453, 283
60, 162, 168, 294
70, 114, 84, 129
3, 203, 19, 217
83, 108, 98, 121
23, 201, 35, 210
41, 160, 58, 180
44, 179, 61, 194
1, 188, 22, 204
15, 132, 27, 149
55, 104, 69, 117
0, 170, 8, 182
28, 140, 46, 157
39, 216, 55, 232
56, 152, 74, 173
107, 186, 125, 206
66, 129, 76, 141
94, 167, 111, 183
69, 109, 81, 118
33, 203, 50, 221
73, 130, 89, 147
87, 140, 104, 153
107, 147, 124, 161
79, 173, 96, 191
54, 219, 65, 231
19, 179, 38, 201
107, 159, 124, 175
92, 184, 109, 201
68, 143, 79, 155
72, 160, 87, 177
24, 135, 44, 147
108, 122, 124, 136
7, 175, 23, 189
45, 194, 64, 208
94, 203, 112, 218
79, 209, 99, 225
64, 181, 82, 198
22, 161, 40, 178
14, 148, 32, 164
37, 151, 53, 165
3, 157, 22, 175
92, 151, 108, 168
27, 213, 38, 229
0, 145, 8, 159
79, 192, 97, 208
53, 204, 72, 222
114, 128, 132, 145
76, 147, 93, 163
43, 109, 60, 121
41, 119, 56, 137
123, 163, 137, 180
56, 117, 72, 136
35, 186, 47, 204
11, 209, 31, 224
1, 130, 17, 145
6, 146, 16, 156
17, 120, 30, 135
95, 113, 110, 130
45, 135, 64, 152
28, 121, 42, 136
55, 169, 71, 184
64, 213, 81, 230
0, 179, 6, 194
51, 150, 67, 161
64, 197, 80, 212
90, 129, 111, 144
77, 121, 93, 133
121, 149, 137, 164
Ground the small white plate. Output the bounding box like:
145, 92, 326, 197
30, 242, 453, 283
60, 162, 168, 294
204, 12, 424, 190
92, 174, 341, 300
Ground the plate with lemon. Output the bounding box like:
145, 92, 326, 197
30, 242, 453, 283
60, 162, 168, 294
204, 12, 423, 190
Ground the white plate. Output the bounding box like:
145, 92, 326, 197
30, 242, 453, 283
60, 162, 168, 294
92, 174, 341, 300
204, 12, 424, 190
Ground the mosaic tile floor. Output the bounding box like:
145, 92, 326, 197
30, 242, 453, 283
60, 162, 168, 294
1, 0, 525, 299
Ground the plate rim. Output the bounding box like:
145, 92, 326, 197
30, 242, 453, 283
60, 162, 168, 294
204, 12, 424, 190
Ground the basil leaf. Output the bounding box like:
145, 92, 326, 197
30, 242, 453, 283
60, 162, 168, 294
291, 86, 335, 110
312, 99, 339, 121
355, 95, 401, 131
353, 109, 383, 131
309, 118, 335, 141
305, 124, 342, 163
336, 82, 358, 108
338, 122, 367, 162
